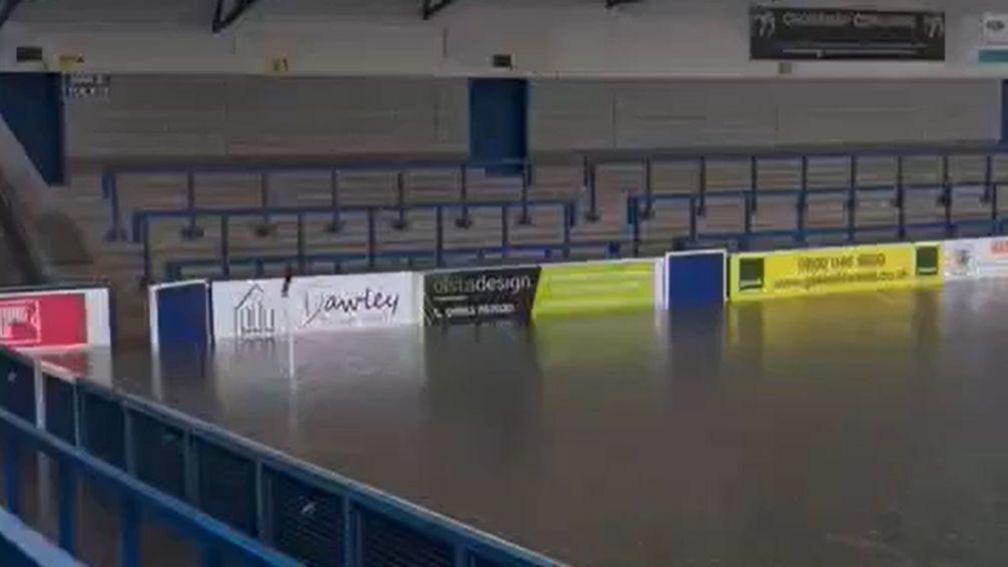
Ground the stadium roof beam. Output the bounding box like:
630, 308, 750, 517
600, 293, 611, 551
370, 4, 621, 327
421, 0, 456, 20
0, 0, 23, 30
605, 0, 642, 8
212, 0, 260, 33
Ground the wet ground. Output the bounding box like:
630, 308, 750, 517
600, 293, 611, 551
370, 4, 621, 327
37, 280, 1008, 565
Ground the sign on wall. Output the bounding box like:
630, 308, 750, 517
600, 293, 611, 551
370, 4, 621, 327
211, 273, 420, 340
729, 243, 942, 301
750, 7, 945, 61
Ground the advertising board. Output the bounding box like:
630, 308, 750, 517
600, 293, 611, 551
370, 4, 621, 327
423, 267, 541, 324
531, 260, 659, 319
729, 243, 942, 301
212, 273, 419, 340
0, 286, 110, 349
942, 237, 1008, 281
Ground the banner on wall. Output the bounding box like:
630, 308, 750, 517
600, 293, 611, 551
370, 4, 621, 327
0, 286, 111, 349
212, 273, 420, 340
943, 237, 1008, 280
729, 243, 942, 301
750, 6, 946, 61
423, 260, 661, 324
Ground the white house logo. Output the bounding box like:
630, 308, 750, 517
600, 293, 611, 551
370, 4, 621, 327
300, 287, 400, 328
0, 300, 41, 344
234, 284, 277, 339
753, 10, 776, 37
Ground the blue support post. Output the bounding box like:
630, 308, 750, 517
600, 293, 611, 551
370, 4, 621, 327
741, 193, 752, 251
435, 206, 445, 267
393, 171, 407, 230
941, 154, 953, 237
296, 213, 305, 274
182, 171, 203, 239
698, 156, 707, 217
106, 173, 125, 241
797, 156, 808, 244
562, 204, 572, 259
4, 434, 19, 517
501, 206, 510, 259
220, 216, 230, 279
519, 162, 531, 225
142, 217, 152, 284
57, 461, 76, 554
120, 495, 140, 567
643, 158, 654, 219
258, 173, 271, 237
585, 156, 599, 222
627, 196, 640, 256
749, 155, 759, 213
329, 170, 342, 233
847, 156, 858, 243
456, 166, 471, 228
896, 155, 906, 241
367, 208, 376, 269
689, 196, 698, 244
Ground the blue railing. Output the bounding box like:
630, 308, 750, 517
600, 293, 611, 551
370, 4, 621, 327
0, 345, 557, 566
103, 144, 1008, 280
136, 200, 617, 281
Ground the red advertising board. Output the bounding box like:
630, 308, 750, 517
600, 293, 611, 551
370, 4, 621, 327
0, 293, 88, 348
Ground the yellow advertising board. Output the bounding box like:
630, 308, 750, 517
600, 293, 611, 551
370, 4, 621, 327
531, 259, 658, 318
728, 243, 942, 301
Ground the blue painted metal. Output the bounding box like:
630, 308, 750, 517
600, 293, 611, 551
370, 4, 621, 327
212, 0, 259, 33
0, 345, 557, 566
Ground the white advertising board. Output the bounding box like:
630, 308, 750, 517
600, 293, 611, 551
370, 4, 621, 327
211, 272, 421, 340
942, 237, 1008, 280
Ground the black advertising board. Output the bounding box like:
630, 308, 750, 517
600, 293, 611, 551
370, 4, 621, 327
423, 267, 541, 324
750, 6, 945, 61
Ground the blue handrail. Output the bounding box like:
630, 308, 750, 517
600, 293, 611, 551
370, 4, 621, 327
0, 345, 559, 566
0, 347, 298, 566
138, 200, 585, 282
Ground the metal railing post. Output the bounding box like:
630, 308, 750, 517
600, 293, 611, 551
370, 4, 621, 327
848, 155, 858, 243
329, 170, 342, 233
457, 165, 471, 228
896, 155, 906, 240
57, 461, 76, 554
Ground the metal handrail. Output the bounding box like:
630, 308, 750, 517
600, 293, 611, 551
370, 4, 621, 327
0, 344, 560, 566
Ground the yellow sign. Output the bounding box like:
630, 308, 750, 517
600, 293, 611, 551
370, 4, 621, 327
729, 243, 942, 301
531, 260, 657, 318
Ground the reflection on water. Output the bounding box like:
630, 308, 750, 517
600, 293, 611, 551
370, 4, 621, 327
51, 282, 1008, 565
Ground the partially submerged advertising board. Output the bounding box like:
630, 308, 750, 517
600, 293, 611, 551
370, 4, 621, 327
0, 285, 111, 349
729, 243, 942, 301
423, 259, 661, 324
942, 237, 1008, 281
211, 272, 420, 340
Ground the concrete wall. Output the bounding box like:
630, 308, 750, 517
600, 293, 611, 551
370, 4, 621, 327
64, 75, 1001, 160
66, 75, 468, 158
2, 0, 1008, 78
530, 79, 1002, 150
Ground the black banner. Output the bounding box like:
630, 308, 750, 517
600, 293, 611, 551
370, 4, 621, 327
423, 267, 541, 324
750, 7, 945, 61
